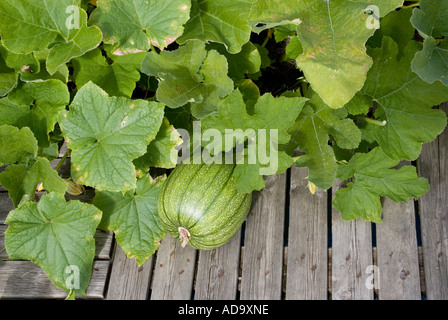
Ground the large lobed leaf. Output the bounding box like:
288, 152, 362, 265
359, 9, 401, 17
333, 147, 429, 222
141, 40, 234, 119
294, 0, 403, 109
362, 37, 448, 161
287, 91, 361, 190
5, 192, 102, 296
72, 47, 146, 98
59, 82, 165, 192
202, 89, 307, 192
90, 0, 191, 53
93, 175, 166, 266
0, 125, 38, 166
178, 0, 256, 54
410, 0, 448, 86
0, 0, 102, 74
0, 80, 70, 148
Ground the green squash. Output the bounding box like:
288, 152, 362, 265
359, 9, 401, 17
158, 163, 252, 250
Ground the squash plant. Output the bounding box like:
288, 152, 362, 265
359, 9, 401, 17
0, 0, 447, 298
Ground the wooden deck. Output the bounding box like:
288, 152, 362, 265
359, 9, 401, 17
0, 104, 447, 300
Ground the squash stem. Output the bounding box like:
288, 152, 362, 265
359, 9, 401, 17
55, 150, 69, 172
178, 227, 190, 248
360, 116, 387, 127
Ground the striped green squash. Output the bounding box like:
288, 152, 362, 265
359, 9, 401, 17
158, 163, 252, 250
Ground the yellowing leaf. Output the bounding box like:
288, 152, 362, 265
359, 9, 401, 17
90, 0, 191, 52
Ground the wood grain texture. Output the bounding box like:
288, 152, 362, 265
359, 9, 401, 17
0, 192, 14, 223
417, 103, 448, 300
106, 244, 154, 300
194, 229, 241, 300
285, 167, 328, 300
240, 173, 286, 300
150, 234, 197, 300
376, 198, 421, 300
0, 260, 109, 299
331, 180, 374, 300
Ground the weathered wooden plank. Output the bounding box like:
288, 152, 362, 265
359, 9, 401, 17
0, 166, 6, 193
331, 180, 374, 300
376, 198, 421, 300
417, 103, 448, 300
0, 192, 14, 223
285, 167, 328, 300
240, 173, 286, 300
0, 260, 109, 299
106, 244, 154, 300
194, 229, 241, 300
150, 234, 197, 300
0, 225, 113, 260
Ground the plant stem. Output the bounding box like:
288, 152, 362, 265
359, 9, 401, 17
55, 150, 69, 172
402, 2, 419, 9
261, 29, 273, 48
360, 116, 387, 126
300, 81, 308, 98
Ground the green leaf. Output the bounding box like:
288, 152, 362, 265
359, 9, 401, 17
93, 175, 166, 266
333, 147, 429, 222
0, 125, 38, 166
141, 40, 234, 118
0, 44, 40, 96
285, 36, 303, 60
343, 92, 371, 116
410, 0, 448, 86
0, 80, 70, 148
0, 57, 17, 97
235, 79, 260, 115
410, 0, 448, 38
0, 0, 102, 74
412, 37, 448, 86
178, 0, 255, 54
294, 0, 403, 109
134, 118, 183, 172
90, 0, 191, 53
363, 37, 448, 160
0, 157, 68, 207
333, 182, 382, 223
59, 82, 165, 192
5, 192, 102, 295
367, 8, 415, 59
165, 105, 193, 134
207, 42, 261, 81
286, 92, 361, 190
46, 22, 103, 75
202, 89, 307, 192
191, 49, 235, 118
141, 40, 207, 108
248, 0, 302, 32
73, 47, 146, 97
0, 0, 80, 53
20, 56, 69, 84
